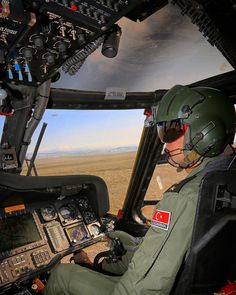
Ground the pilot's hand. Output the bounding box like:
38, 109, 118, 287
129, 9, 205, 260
73, 250, 93, 267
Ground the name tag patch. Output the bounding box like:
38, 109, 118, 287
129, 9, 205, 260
151, 209, 171, 231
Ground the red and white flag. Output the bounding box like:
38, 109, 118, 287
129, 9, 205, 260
151, 209, 171, 230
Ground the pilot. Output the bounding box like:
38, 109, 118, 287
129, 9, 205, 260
44, 85, 235, 295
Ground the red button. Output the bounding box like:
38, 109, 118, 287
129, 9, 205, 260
71, 4, 77, 11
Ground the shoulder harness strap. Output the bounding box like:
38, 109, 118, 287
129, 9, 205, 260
166, 175, 196, 193
166, 154, 236, 194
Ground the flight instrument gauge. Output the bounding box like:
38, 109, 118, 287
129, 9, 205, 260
89, 223, 101, 237
59, 205, 76, 221
71, 228, 83, 242
66, 224, 89, 244
41, 205, 57, 222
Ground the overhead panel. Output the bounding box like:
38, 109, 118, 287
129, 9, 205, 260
0, 0, 143, 86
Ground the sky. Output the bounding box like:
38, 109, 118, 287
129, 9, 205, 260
0, 4, 233, 153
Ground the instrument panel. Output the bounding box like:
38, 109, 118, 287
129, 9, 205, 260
0, 194, 104, 288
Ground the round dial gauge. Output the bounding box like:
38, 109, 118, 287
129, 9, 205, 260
89, 224, 100, 236
59, 204, 76, 220
41, 205, 57, 222
71, 228, 83, 242
68, 226, 88, 243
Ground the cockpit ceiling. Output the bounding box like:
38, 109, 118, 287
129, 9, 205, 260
1, 0, 236, 90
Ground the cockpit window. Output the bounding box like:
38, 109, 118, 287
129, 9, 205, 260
142, 164, 188, 220
23, 109, 144, 215
0, 117, 4, 133
54, 4, 232, 92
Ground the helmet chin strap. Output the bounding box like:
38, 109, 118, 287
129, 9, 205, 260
165, 148, 203, 171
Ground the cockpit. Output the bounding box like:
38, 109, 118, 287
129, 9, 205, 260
0, 0, 236, 294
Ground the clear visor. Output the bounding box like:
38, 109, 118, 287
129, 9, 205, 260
157, 119, 187, 143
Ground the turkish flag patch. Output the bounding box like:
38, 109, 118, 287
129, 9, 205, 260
151, 209, 171, 231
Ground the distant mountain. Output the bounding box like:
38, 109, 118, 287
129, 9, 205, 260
27, 145, 138, 159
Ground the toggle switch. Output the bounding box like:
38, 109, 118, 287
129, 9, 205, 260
43, 64, 47, 74
60, 25, 66, 37
71, 28, 76, 41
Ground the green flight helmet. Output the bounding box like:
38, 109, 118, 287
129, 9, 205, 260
156, 85, 235, 166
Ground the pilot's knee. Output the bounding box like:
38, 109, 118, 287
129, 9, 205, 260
108, 230, 142, 248
50, 263, 78, 281
44, 264, 78, 295
108, 231, 133, 245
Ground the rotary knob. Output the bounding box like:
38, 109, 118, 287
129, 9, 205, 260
45, 53, 56, 66
32, 35, 44, 50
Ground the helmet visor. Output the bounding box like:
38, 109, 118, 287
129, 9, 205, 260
157, 119, 187, 143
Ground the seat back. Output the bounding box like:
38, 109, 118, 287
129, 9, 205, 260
172, 158, 236, 295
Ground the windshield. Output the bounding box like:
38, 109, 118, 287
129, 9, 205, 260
54, 4, 232, 91
0, 3, 233, 215
23, 109, 144, 215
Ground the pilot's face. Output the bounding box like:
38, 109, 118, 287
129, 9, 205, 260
165, 134, 185, 166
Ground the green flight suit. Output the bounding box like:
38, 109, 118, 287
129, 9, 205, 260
43, 149, 234, 295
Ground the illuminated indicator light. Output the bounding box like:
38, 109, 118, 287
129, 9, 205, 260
18, 70, 23, 81
71, 4, 77, 11
25, 63, 30, 73
14, 60, 20, 72
4, 204, 26, 213
28, 71, 32, 82
7, 68, 13, 79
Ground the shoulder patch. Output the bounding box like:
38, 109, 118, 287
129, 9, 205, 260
151, 209, 171, 231
166, 175, 196, 193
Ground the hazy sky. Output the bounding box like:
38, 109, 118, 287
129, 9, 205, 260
0, 4, 233, 153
